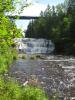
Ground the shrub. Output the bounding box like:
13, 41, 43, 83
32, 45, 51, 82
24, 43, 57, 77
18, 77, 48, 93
0, 56, 8, 74
36, 55, 41, 59
20, 86, 48, 100
0, 76, 21, 100
36, 55, 45, 59
22, 55, 26, 59
30, 55, 36, 60
0, 47, 18, 74
0, 76, 48, 100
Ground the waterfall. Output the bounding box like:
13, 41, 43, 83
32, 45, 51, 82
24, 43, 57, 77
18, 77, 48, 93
14, 38, 55, 54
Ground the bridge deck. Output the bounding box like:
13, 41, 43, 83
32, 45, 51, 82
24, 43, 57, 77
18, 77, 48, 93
7, 16, 40, 20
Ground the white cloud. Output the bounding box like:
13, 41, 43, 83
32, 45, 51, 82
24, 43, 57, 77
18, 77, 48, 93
19, 3, 47, 16
15, 3, 47, 31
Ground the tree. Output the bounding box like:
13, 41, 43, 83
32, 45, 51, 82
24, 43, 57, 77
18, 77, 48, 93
0, 0, 24, 47
26, 2, 75, 55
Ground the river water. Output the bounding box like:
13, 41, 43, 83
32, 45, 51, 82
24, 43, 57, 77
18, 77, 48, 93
14, 38, 55, 54
8, 55, 75, 100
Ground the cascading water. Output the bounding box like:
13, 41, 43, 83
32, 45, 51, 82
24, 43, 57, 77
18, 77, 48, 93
14, 38, 55, 54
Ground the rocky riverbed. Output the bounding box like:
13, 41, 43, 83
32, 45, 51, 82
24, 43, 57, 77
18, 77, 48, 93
7, 55, 75, 100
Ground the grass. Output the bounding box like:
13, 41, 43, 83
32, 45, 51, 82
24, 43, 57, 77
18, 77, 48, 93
30, 54, 45, 60
30, 55, 36, 60
0, 44, 48, 100
36, 55, 45, 59
0, 47, 18, 74
36, 55, 41, 59
0, 76, 48, 100
0, 43, 58, 100
22, 55, 26, 59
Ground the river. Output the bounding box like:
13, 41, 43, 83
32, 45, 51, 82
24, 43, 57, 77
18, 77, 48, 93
8, 55, 75, 100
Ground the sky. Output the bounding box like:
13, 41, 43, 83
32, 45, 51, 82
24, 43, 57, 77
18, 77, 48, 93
15, 0, 64, 32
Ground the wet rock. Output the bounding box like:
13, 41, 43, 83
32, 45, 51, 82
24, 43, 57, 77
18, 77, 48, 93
8, 55, 75, 99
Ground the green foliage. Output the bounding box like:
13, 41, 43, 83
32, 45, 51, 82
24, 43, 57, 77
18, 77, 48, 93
20, 86, 48, 100
22, 55, 26, 59
26, 1, 75, 55
0, 76, 48, 100
0, 47, 18, 74
0, 76, 21, 100
0, 0, 14, 12
36, 55, 41, 59
30, 55, 36, 60
0, 0, 23, 73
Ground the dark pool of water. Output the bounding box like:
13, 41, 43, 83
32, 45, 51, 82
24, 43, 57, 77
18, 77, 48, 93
8, 55, 75, 100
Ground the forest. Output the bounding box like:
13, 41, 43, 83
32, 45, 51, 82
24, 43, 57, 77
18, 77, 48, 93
0, 0, 75, 100
26, 0, 75, 55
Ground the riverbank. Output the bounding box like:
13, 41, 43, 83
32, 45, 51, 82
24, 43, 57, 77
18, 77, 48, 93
8, 55, 75, 99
